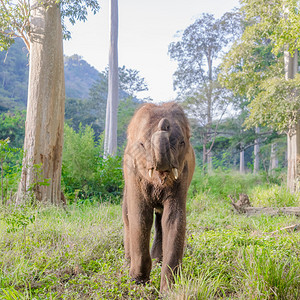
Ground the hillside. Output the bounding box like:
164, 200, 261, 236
0, 39, 28, 112
0, 39, 104, 112
64, 54, 100, 99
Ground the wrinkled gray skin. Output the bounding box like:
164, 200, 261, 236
123, 102, 195, 293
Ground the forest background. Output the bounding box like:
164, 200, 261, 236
1, 0, 300, 298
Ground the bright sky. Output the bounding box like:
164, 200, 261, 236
63, 0, 240, 102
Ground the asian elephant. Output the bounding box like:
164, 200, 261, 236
122, 102, 195, 292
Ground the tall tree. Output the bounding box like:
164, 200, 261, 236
220, 0, 300, 192
168, 12, 240, 169
104, 0, 119, 157
17, 0, 65, 203
1, 0, 100, 203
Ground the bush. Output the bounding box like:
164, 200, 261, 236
0, 138, 22, 203
62, 124, 123, 203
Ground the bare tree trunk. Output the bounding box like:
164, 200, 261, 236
207, 151, 213, 174
202, 142, 207, 168
240, 147, 245, 174
104, 0, 119, 157
17, 0, 65, 204
285, 49, 300, 193
269, 142, 278, 175
253, 126, 260, 174
202, 51, 213, 172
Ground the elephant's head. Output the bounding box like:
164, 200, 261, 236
125, 103, 191, 185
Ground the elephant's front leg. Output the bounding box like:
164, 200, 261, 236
128, 199, 153, 283
160, 198, 186, 292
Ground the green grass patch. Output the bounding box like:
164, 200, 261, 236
250, 185, 300, 207
1, 171, 300, 299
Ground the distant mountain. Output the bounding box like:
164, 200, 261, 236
0, 39, 104, 112
64, 54, 102, 99
0, 39, 29, 112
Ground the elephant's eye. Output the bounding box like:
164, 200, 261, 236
180, 140, 185, 146
140, 142, 145, 149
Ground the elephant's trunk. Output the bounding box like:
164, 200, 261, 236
151, 118, 171, 172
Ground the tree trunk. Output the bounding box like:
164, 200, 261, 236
285, 49, 300, 193
104, 0, 119, 157
17, 0, 65, 204
269, 142, 278, 175
240, 147, 245, 174
207, 151, 213, 174
202, 51, 213, 172
202, 142, 207, 169
253, 126, 260, 174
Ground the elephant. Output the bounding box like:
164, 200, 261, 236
122, 102, 195, 292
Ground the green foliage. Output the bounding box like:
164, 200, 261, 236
0, 137, 22, 204
0, 0, 100, 50
118, 65, 149, 98
65, 81, 141, 148
240, 0, 300, 55
27, 163, 51, 196
59, 0, 100, 40
117, 97, 140, 146
0, 111, 25, 148
245, 75, 300, 131
220, 37, 281, 101
0, 0, 30, 51
220, 0, 300, 132
62, 124, 123, 202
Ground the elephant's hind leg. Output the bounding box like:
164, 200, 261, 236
151, 209, 163, 263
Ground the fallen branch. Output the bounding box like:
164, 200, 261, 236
269, 224, 300, 235
229, 194, 300, 216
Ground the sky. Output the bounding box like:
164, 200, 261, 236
63, 0, 240, 102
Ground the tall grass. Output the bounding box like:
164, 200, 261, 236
239, 247, 300, 299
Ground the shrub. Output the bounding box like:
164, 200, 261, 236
62, 124, 123, 202
0, 138, 22, 203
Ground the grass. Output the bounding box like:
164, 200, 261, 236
0, 171, 300, 299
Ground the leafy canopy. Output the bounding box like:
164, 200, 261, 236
220, 0, 300, 132
168, 12, 241, 94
